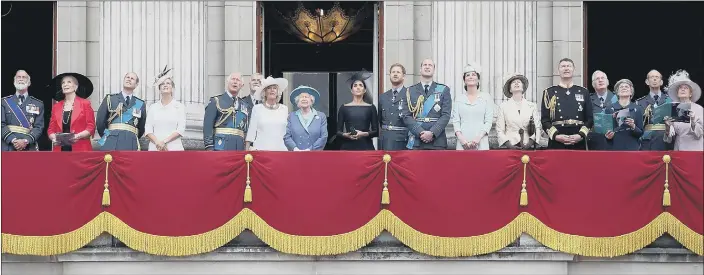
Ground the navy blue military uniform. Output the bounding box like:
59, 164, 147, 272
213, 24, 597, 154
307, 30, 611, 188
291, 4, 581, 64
541, 85, 593, 150
1, 94, 44, 151
401, 82, 452, 150
203, 92, 250, 151
378, 86, 408, 150
96, 93, 147, 151
636, 92, 673, 151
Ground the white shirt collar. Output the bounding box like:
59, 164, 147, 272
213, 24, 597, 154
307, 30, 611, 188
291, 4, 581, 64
122, 91, 133, 99
420, 81, 433, 88
15, 92, 28, 98
650, 91, 662, 99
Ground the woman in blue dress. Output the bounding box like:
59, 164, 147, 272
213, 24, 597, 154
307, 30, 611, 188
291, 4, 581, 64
605, 79, 643, 151
283, 86, 328, 151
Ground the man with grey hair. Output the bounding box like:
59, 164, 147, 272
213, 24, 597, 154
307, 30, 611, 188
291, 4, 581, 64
242, 73, 262, 108
1, 70, 45, 151
588, 70, 614, 150
203, 72, 249, 151
636, 69, 673, 151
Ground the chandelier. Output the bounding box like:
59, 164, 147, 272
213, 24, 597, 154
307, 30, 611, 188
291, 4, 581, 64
280, 2, 368, 44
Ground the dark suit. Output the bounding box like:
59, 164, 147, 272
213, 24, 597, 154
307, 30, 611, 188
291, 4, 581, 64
96, 93, 147, 151
1, 94, 45, 151
636, 92, 673, 151
588, 91, 615, 150
540, 85, 593, 150
378, 87, 408, 150
402, 82, 452, 150
203, 92, 249, 151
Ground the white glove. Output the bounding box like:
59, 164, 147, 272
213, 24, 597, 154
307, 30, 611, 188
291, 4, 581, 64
293, 147, 301, 151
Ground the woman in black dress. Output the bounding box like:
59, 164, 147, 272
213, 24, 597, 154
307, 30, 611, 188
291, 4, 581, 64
336, 72, 379, 150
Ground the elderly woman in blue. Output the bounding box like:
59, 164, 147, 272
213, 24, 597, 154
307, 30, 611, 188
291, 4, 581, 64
284, 86, 328, 151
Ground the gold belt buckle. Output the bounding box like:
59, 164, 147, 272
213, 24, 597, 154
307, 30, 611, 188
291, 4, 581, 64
424, 118, 430, 122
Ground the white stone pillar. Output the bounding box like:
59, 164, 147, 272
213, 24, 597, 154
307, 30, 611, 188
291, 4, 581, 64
551, 1, 584, 86
56, 1, 88, 76
223, 1, 256, 98
383, 1, 416, 91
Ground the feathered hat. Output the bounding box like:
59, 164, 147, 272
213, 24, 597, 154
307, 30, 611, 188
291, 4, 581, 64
347, 69, 373, 89
152, 65, 173, 89
666, 70, 701, 102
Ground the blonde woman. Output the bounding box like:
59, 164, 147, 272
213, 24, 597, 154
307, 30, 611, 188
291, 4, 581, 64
246, 76, 289, 151
145, 66, 186, 151
496, 74, 540, 150
663, 70, 703, 151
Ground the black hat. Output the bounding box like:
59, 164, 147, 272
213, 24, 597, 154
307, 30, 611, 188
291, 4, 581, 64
346, 69, 372, 89
50, 73, 94, 101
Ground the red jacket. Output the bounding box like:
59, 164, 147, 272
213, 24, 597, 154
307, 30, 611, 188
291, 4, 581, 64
47, 97, 96, 151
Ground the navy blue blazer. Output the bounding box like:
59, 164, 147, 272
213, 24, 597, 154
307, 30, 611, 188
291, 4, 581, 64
284, 110, 328, 151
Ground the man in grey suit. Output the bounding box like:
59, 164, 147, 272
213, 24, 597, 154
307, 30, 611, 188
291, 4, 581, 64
378, 63, 409, 150
588, 70, 615, 151
96, 72, 147, 151
1, 70, 44, 151
402, 59, 452, 150
203, 72, 250, 151
242, 73, 262, 112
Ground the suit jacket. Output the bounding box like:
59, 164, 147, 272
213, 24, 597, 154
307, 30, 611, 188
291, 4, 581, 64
588, 91, 615, 150
1, 94, 45, 151
47, 97, 96, 151
496, 99, 541, 146
401, 82, 452, 149
283, 110, 328, 151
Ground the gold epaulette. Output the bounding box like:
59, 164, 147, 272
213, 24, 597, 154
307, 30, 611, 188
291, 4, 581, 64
643, 104, 652, 124
542, 89, 556, 120
406, 88, 424, 119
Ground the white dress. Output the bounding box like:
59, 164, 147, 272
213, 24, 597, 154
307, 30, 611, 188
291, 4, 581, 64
246, 104, 289, 151
144, 100, 186, 151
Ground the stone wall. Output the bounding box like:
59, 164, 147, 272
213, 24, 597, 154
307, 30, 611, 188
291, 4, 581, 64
3, 233, 701, 275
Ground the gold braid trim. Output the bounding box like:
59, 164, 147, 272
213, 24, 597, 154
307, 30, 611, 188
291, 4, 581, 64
406, 90, 424, 119
2, 211, 702, 257
1, 213, 107, 256
643, 104, 653, 125
543, 90, 556, 120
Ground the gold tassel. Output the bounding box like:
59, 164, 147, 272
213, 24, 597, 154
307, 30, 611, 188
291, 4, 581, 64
102, 154, 113, 207
244, 154, 254, 203
520, 155, 530, 206
381, 154, 391, 205
662, 155, 671, 207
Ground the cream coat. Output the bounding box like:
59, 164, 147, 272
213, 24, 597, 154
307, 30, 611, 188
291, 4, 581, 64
496, 99, 541, 146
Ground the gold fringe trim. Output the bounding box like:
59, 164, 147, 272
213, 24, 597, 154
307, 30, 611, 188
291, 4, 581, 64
1, 213, 107, 256
2, 211, 702, 257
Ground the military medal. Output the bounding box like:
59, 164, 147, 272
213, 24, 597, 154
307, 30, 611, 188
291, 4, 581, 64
433, 104, 441, 112
578, 103, 583, 112
218, 140, 223, 145
29, 116, 35, 125
434, 94, 440, 102
134, 118, 139, 126
397, 104, 402, 111
566, 89, 571, 95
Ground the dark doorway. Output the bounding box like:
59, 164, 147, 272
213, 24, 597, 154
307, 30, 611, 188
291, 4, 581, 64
2, 1, 56, 150
585, 1, 704, 105
263, 1, 375, 150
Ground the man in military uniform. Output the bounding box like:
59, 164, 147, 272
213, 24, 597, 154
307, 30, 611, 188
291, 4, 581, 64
1, 70, 44, 151
203, 72, 250, 151
242, 73, 262, 110
402, 59, 452, 150
378, 63, 409, 150
96, 72, 147, 151
541, 58, 593, 150
636, 70, 673, 151
588, 70, 615, 150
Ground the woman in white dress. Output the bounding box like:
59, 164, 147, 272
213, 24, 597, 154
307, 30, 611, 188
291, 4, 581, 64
144, 66, 186, 151
451, 63, 494, 150
496, 73, 541, 150
245, 76, 289, 151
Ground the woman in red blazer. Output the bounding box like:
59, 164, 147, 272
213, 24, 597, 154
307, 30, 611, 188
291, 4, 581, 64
47, 74, 96, 151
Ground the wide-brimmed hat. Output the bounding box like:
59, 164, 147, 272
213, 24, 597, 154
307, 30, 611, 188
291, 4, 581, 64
289, 85, 321, 107
666, 70, 701, 102
50, 72, 94, 101
254, 76, 288, 101
151, 65, 173, 89
502, 73, 529, 98
462, 62, 482, 76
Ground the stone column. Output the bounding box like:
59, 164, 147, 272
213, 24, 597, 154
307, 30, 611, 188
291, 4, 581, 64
413, 2, 432, 86
536, 1, 554, 99
223, 1, 256, 97
551, 1, 584, 86
383, 1, 416, 91
56, 2, 88, 77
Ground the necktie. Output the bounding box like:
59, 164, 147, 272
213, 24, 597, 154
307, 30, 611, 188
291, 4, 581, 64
125, 96, 131, 106
18, 95, 25, 105
600, 97, 604, 108
424, 85, 429, 95
653, 95, 660, 102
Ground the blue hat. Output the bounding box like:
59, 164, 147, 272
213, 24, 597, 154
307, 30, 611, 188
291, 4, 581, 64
289, 85, 321, 107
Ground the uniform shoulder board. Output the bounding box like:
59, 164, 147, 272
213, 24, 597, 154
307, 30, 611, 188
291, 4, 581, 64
132, 95, 144, 101
435, 82, 446, 88
635, 95, 648, 102
2, 95, 12, 99
28, 95, 42, 102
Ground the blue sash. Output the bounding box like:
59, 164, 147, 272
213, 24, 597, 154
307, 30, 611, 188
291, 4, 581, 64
406, 93, 440, 149
3, 98, 30, 128
98, 100, 144, 146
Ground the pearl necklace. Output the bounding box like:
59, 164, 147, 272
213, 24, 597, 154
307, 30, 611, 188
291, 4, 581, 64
263, 102, 279, 110
62, 101, 74, 124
